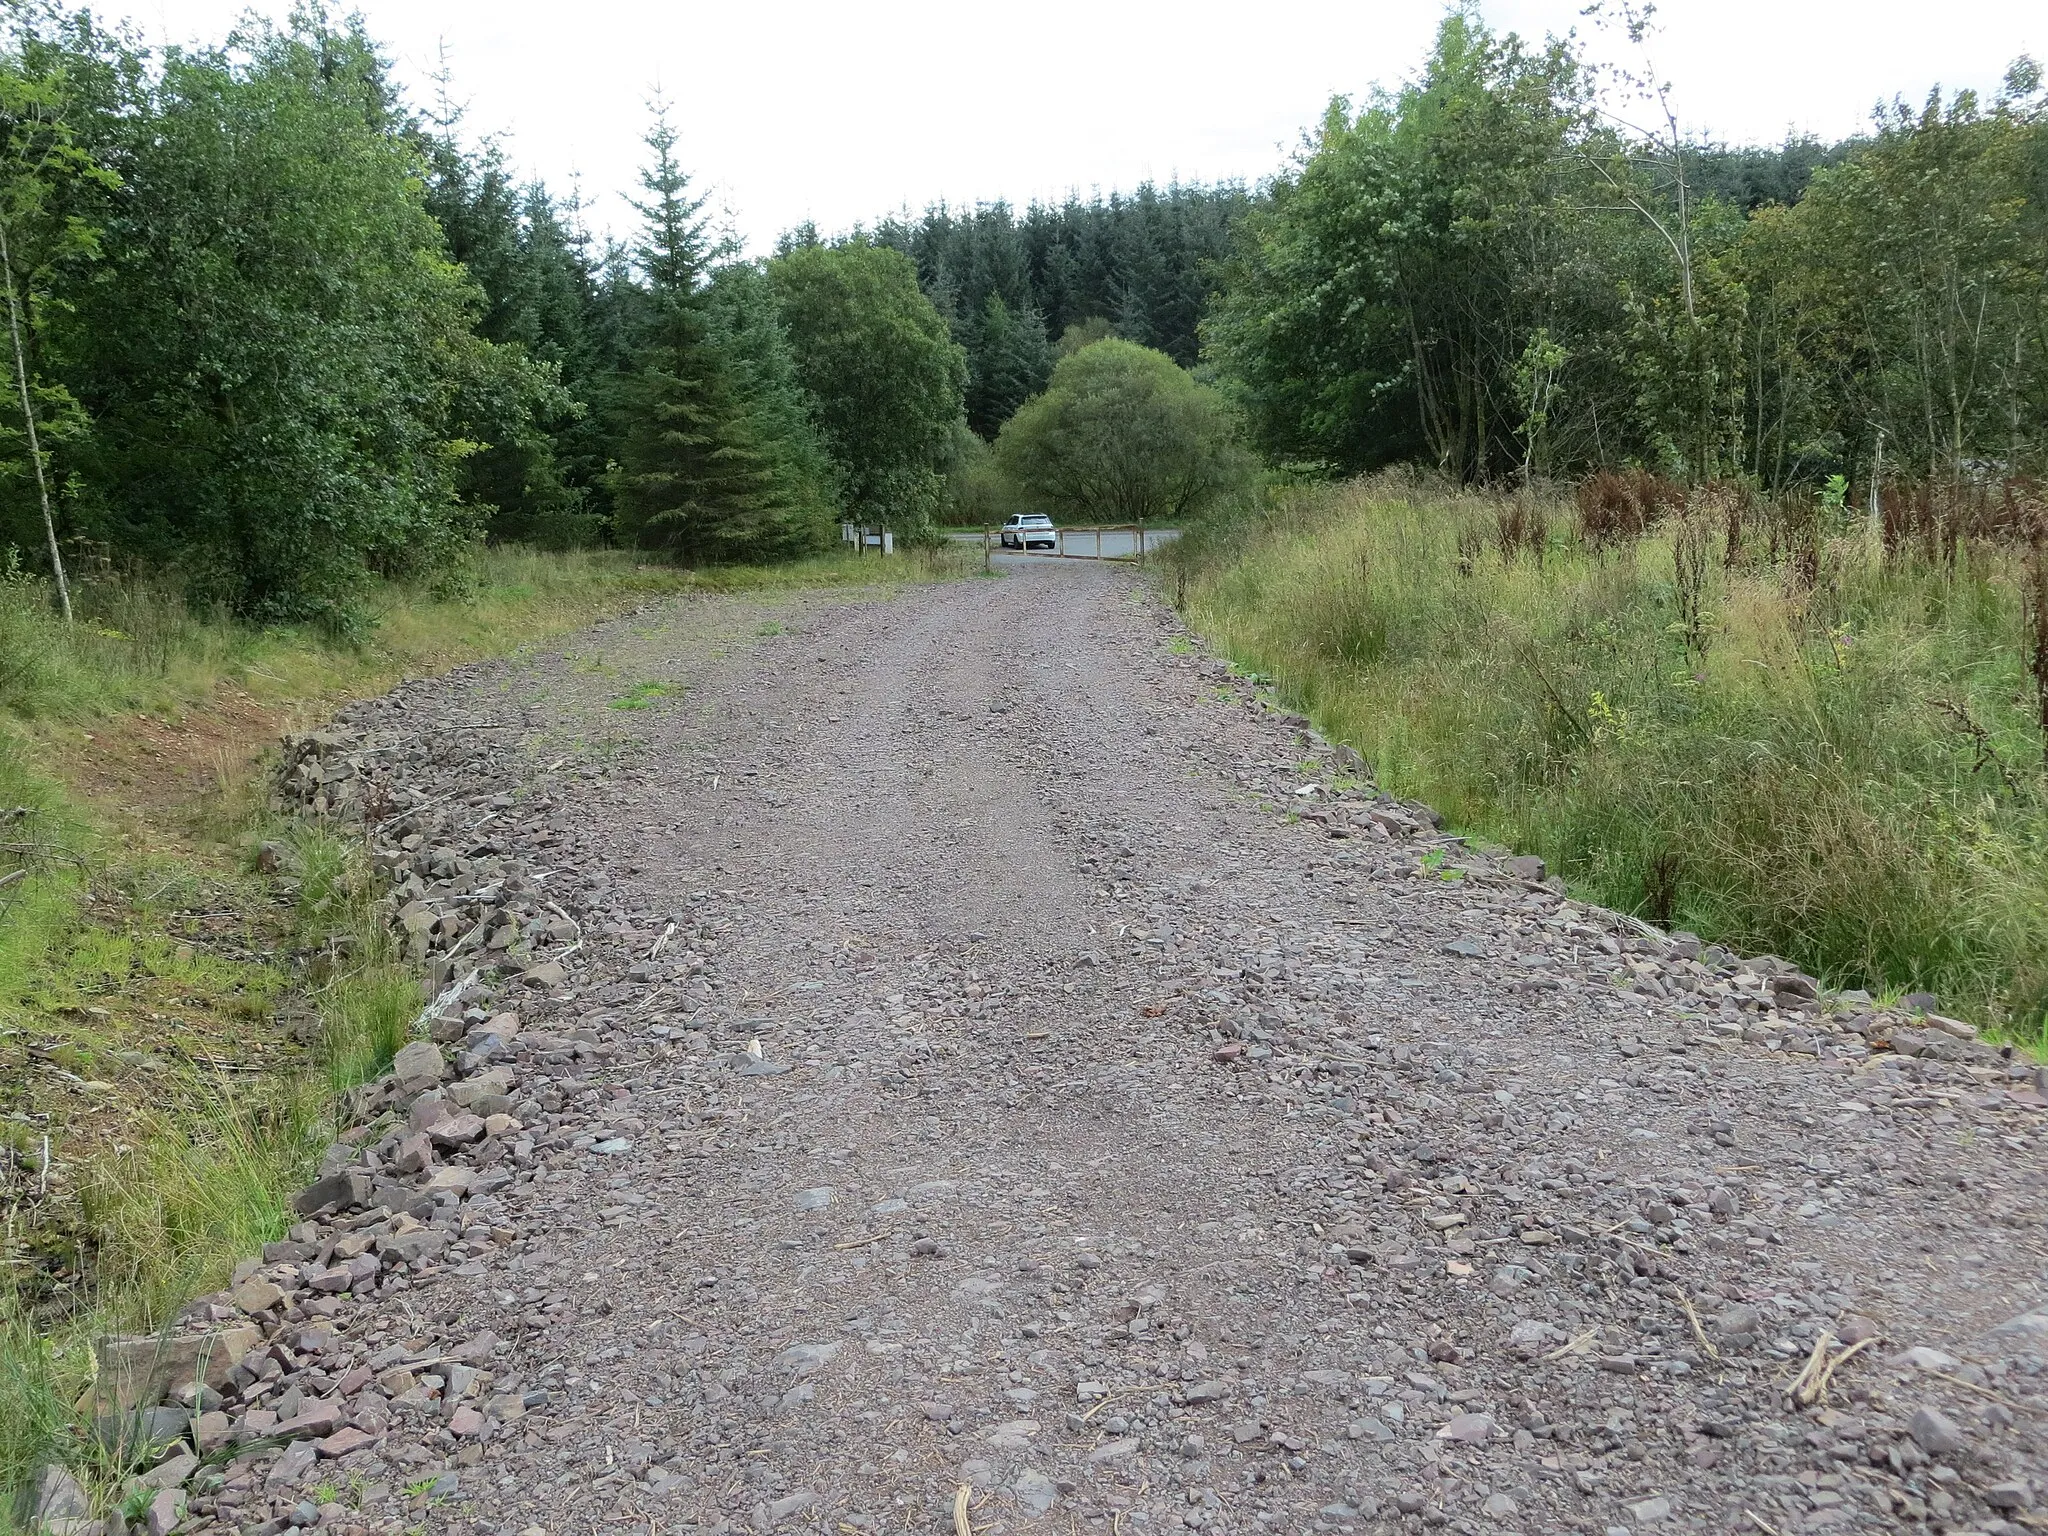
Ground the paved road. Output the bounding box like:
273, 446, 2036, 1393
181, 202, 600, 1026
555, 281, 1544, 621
218, 560, 2047, 1536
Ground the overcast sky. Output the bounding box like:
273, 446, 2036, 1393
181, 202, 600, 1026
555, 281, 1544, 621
110, 0, 2043, 253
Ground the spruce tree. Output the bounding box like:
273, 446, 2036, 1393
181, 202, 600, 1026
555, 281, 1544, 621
964, 292, 1053, 438
703, 260, 840, 556
611, 99, 783, 562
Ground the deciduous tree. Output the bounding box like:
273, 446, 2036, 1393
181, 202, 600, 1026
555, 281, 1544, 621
995, 339, 1251, 526
769, 241, 966, 535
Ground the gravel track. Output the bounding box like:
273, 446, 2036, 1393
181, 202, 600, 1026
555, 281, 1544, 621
191, 560, 2048, 1536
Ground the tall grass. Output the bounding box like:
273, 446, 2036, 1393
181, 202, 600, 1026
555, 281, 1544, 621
0, 1318, 68, 1530
1187, 472, 2048, 1039
0, 820, 418, 1512
0, 545, 701, 726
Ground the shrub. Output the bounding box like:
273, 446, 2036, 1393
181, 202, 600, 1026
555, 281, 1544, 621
995, 340, 1253, 526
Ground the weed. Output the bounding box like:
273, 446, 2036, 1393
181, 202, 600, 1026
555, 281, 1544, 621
1672, 509, 1713, 659
607, 680, 675, 712
0, 1316, 67, 1523
2025, 526, 2048, 770
287, 827, 355, 938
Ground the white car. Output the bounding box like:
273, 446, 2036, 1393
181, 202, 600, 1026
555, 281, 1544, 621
1000, 514, 1059, 551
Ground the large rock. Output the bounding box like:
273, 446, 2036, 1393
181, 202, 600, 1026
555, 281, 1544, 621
1985, 1309, 2048, 1349
90, 1327, 260, 1414
192, 1411, 233, 1453
275, 1401, 344, 1440
376, 1228, 449, 1265
1436, 1412, 1496, 1444
1711, 1304, 1762, 1342
137, 1450, 196, 1491
1908, 1404, 1966, 1457
520, 961, 567, 989
146, 1487, 187, 1536
292, 1169, 371, 1217
265, 1439, 318, 1488
391, 1040, 445, 1086
92, 1405, 188, 1462
229, 1278, 286, 1315
29, 1464, 89, 1523
448, 1068, 515, 1109
367, 1178, 436, 1220
425, 1112, 486, 1148
388, 1132, 435, 1175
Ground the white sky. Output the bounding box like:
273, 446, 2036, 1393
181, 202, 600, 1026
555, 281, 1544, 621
111, 0, 2042, 253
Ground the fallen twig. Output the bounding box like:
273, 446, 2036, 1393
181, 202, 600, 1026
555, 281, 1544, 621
1786, 1332, 1833, 1404
1543, 1328, 1599, 1362
1671, 1290, 1722, 1362
375, 791, 454, 832
1787, 1333, 1875, 1407
409, 967, 481, 1039
1079, 1385, 1158, 1423
1924, 1369, 2021, 1409
1806, 1337, 1875, 1404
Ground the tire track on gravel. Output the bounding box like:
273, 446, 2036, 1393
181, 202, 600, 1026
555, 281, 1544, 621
209, 559, 2047, 1536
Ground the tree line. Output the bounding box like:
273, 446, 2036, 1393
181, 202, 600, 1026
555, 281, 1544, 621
1206, 11, 2047, 491
4, 2, 2041, 623
855, 187, 1249, 436
0, 7, 973, 621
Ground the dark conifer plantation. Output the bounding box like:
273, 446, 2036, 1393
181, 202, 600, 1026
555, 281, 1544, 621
869, 187, 1253, 437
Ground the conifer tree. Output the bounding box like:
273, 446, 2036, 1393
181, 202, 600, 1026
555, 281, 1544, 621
610, 99, 783, 562
964, 292, 1053, 438
703, 260, 840, 556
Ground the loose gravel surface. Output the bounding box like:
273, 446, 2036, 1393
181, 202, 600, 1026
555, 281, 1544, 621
165, 560, 2048, 1536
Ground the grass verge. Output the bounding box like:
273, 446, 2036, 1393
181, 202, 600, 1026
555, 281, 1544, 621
0, 539, 962, 1517
1180, 473, 2048, 1044
0, 820, 414, 1522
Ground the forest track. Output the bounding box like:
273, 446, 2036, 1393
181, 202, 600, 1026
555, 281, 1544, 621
210, 560, 2048, 1536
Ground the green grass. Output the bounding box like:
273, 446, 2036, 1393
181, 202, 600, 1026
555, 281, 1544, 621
1, 824, 418, 1520
1184, 474, 2048, 1043
608, 679, 677, 711
673, 544, 974, 592
0, 546, 697, 728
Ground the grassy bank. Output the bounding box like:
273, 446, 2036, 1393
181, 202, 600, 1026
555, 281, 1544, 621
0, 541, 961, 1517
1183, 473, 2048, 1041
